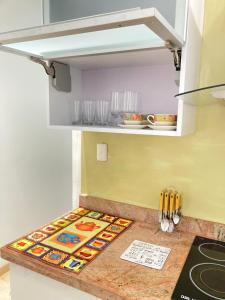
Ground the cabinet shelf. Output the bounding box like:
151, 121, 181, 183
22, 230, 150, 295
51, 125, 180, 136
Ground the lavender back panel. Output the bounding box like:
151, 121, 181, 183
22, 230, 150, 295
82, 64, 178, 114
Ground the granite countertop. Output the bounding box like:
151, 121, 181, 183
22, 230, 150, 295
0, 221, 194, 300
1, 196, 224, 300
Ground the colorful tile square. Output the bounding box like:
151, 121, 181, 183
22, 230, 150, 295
42, 217, 109, 254
27, 231, 48, 242
52, 219, 71, 228
42, 250, 68, 265
114, 218, 133, 227
43, 230, 86, 253
86, 238, 109, 251
41, 224, 60, 234
26, 244, 50, 257
60, 256, 87, 273
73, 207, 90, 216
74, 246, 99, 261
100, 214, 118, 223
64, 212, 81, 222
73, 218, 107, 232
86, 211, 103, 219
106, 224, 126, 234
96, 231, 117, 242
9, 239, 34, 252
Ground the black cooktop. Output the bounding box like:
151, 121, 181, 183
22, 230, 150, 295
172, 236, 225, 300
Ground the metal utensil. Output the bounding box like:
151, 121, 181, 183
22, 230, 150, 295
159, 191, 164, 223
168, 192, 175, 232
173, 193, 181, 225
161, 191, 170, 232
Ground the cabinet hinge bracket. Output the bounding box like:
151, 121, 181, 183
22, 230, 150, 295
165, 42, 182, 71
29, 56, 71, 92
30, 56, 55, 78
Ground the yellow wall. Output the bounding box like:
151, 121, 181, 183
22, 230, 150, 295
81, 0, 225, 224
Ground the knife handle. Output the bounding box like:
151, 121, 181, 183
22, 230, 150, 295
164, 191, 170, 212
175, 193, 181, 210
169, 192, 175, 214
160, 191, 164, 211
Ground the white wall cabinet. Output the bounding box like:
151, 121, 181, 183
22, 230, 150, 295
0, 0, 205, 136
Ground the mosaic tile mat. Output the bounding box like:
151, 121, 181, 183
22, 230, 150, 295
7, 207, 133, 274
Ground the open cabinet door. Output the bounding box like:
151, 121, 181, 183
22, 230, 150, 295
0, 8, 184, 60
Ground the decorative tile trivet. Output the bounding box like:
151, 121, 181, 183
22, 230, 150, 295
120, 240, 171, 270
7, 207, 133, 274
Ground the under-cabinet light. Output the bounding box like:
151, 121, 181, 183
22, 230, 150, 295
211, 88, 225, 99
5, 24, 163, 59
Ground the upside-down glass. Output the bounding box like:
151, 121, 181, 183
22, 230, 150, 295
72, 100, 81, 124
96, 100, 110, 125
82, 101, 95, 125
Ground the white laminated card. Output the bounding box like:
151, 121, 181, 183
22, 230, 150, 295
120, 240, 171, 270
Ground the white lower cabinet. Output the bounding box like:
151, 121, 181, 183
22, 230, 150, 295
10, 264, 100, 300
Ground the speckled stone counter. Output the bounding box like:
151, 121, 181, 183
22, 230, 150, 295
1, 196, 224, 300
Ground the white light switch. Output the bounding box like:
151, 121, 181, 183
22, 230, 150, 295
97, 144, 108, 162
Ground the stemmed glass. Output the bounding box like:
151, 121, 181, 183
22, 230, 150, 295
110, 92, 124, 125
123, 90, 138, 113
110, 90, 139, 125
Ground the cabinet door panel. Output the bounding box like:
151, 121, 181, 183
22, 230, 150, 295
0, 8, 183, 60
10, 264, 97, 300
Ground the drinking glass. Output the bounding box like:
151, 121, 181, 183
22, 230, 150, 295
123, 90, 138, 113
82, 101, 95, 125
96, 100, 110, 125
72, 100, 81, 124
110, 91, 124, 125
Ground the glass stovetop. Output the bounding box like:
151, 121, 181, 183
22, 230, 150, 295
172, 236, 225, 300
